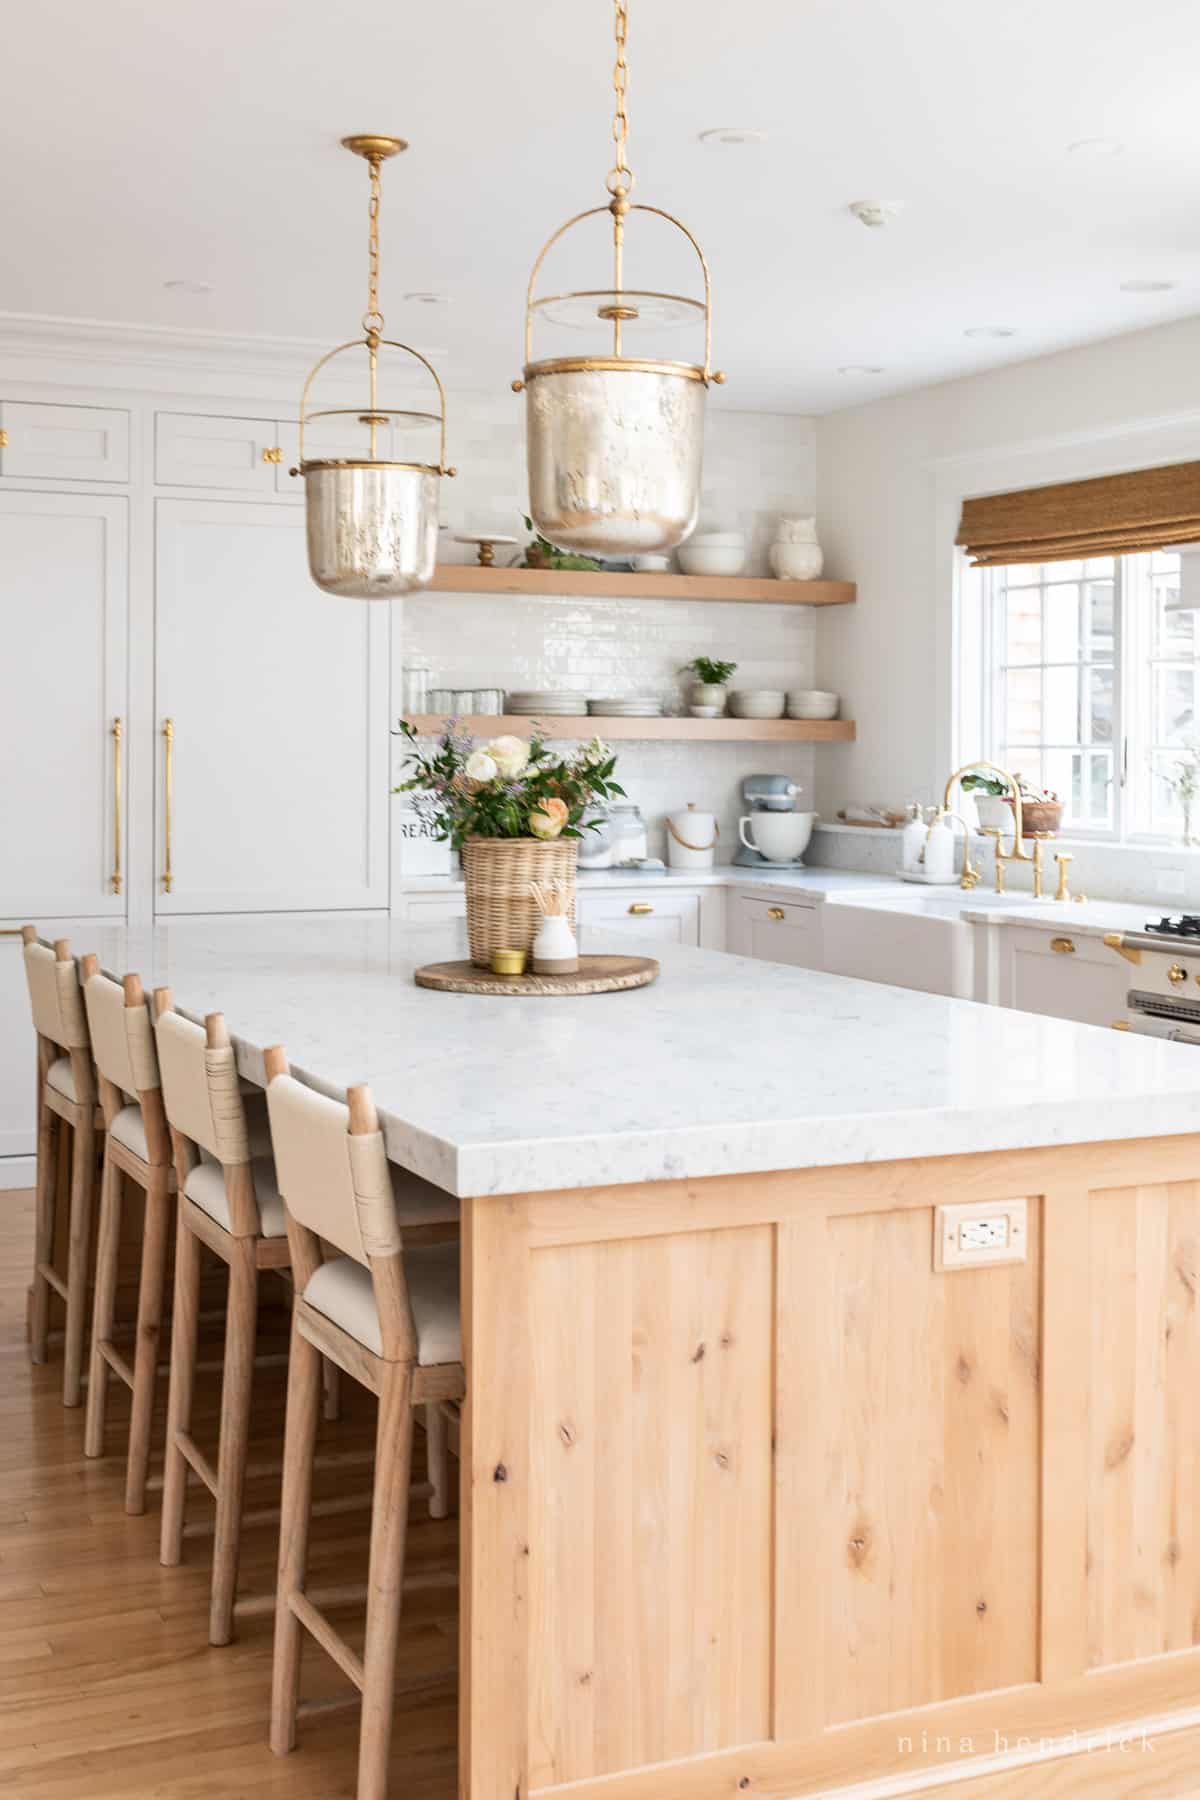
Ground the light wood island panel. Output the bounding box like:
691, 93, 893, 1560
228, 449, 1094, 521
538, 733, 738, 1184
461, 1133, 1200, 1800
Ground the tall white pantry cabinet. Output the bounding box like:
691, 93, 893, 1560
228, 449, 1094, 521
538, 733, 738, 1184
1, 389, 395, 1171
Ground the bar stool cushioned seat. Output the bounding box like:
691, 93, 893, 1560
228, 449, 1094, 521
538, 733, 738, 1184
45, 1055, 83, 1102
303, 1243, 461, 1364
185, 1154, 288, 1237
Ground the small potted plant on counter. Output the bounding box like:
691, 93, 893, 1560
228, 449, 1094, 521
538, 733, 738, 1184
959, 769, 1011, 831
394, 721, 623, 967
681, 656, 738, 717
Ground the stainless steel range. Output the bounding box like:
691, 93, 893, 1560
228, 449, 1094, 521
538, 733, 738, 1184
1106, 916, 1200, 1043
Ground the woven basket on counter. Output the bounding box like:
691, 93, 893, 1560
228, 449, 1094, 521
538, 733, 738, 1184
1007, 798, 1063, 837
461, 836, 578, 968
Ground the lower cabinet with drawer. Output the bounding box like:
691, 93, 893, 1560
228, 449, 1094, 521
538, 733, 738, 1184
577, 888, 704, 948
989, 924, 1129, 1027
729, 892, 822, 967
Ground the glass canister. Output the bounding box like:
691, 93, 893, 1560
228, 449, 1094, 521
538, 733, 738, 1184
608, 802, 648, 865
402, 659, 431, 714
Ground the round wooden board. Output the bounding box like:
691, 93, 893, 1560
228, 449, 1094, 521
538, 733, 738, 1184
414, 954, 659, 997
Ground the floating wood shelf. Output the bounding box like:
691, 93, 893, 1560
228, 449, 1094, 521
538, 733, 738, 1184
427, 565, 855, 606
406, 714, 855, 743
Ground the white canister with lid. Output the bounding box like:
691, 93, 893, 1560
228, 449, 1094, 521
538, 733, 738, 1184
666, 802, 719, 870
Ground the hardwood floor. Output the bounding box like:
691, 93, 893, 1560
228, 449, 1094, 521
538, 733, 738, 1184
0, 1188, 457, 1798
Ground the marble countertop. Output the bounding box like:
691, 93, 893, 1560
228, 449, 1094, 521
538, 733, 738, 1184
961, 897, 1167, 937
67, 914, 1200, 1199
400, 866, 922, 900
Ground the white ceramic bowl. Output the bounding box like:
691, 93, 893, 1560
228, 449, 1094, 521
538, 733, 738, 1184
787, 689, 840, 720
689, 704, 722, 718
738, 810, 816, 863
729, 688, 786, 719
631, 552, 672, 571
688, 530, 744, 547
677, 544, 746, 576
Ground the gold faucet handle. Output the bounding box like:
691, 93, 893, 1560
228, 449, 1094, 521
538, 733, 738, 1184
1053, 850, 1073, 903
981, 827, 1008, 892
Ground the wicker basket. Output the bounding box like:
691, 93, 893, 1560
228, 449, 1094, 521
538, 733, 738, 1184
461, 837, 578, 968
1007, 797, 1063, 837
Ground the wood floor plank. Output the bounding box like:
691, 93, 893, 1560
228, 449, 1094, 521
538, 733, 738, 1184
0, 1188, 457, 1798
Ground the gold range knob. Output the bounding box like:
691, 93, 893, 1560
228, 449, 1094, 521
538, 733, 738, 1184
1168, 963, 1188, 986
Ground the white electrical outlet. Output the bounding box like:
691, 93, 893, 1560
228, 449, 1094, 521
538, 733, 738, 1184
934, 1200, 1028, 1271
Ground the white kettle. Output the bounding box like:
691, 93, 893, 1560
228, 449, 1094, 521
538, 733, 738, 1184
666, 802, 719, 870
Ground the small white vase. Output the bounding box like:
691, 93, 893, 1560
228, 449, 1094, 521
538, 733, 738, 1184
532, 913, 579, 976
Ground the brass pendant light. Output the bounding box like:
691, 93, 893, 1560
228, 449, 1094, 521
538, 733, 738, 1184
294, 136, 456, 599
513, 0, 725, 555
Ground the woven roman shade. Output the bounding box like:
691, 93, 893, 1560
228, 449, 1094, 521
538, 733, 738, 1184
957, 460, 1200, 567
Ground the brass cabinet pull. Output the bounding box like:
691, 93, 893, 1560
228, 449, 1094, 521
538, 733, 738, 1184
111, 718, 123, 895
0, 429, 8, 450
628, 902, 654, 916
162, 719, 174, 893
1168, 963, 1188, 986
1050, 937, 1075, 954
1112, 1020, 1130, 1031
768, 906, 786, 921
262, 446, 283, 465
0, 927, 25, 937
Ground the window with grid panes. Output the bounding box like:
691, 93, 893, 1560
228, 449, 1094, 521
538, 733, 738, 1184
983, 549, 1189, 839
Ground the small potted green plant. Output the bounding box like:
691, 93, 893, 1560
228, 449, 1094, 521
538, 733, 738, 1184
959, 769, 1011, 831
681, 657, 738, 715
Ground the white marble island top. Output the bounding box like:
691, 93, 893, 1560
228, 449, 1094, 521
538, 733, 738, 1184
73, 913, 1200, 1199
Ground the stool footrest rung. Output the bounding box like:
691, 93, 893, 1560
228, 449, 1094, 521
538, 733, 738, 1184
35, 1262, 69, 1301
289, 1592, 365, 1692
176, 1431, 218, 1497
98, 1341, 135, 1390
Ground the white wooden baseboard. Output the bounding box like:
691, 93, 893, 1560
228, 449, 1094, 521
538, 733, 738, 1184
0, 1156, 35, 1190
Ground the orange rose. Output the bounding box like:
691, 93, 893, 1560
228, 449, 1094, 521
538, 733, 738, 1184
529, 796, 569, 840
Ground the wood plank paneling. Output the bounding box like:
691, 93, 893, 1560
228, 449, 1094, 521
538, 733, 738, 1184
1086, 1181, 1200, 1670
825, 1203, 1041, 1724
528, 1227, 773, 1787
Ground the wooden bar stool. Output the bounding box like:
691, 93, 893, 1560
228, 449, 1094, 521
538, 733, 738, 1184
20, 927, 101, 1407
154, 994, 294, 1646
80, 960, 175, 1514
264, 1050, 464, 1800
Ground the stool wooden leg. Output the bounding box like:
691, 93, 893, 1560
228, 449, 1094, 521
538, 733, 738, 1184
270, 1323, 323, 1756
209, 1237, 258, 1646
125, 1167, 172, 1515
426, 1403, 449, 1520
357, 1361, 415, 1800
30, 1104, 61, 1365
62, 1113, 97, 1407
322, 1358, 342, 1423
84, 1148, 123, 1458
160, 1212, 202, 1567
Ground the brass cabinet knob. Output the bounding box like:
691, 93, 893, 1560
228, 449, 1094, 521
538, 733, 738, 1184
261, 446, 284, 465
1050, 937, 1076, 954
1168, 963, 1188, 985
767, 906, 786, 920
0, 429, 8, 449
628, 902, 653, 916
1112, 1020, 1130, 1031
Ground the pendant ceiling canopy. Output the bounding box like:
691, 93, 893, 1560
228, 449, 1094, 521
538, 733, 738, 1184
294, 135, 456, 600
513, 0, 725, 556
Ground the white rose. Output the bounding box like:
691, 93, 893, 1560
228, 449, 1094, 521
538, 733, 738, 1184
486, 735, 530, 779
465, 749, 499, 782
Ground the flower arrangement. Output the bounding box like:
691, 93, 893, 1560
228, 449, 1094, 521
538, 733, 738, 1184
393, 720, 624, 848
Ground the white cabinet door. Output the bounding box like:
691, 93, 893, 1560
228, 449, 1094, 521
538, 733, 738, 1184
0, 491, 128, 917
155, 499, 388, 913
731, 894, 822, 967
0, 927, 34, 1166
996, 926, 1129, 1028
1, 401, 130, 482
155, 413, 282, 493
578, 889, 701, 947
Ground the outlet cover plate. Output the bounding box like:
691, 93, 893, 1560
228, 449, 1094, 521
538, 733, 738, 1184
934, 1198, 1028, 1271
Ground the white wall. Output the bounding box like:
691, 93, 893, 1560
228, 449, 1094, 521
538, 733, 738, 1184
814, 314, 1200, 818
402, 403, 820, 859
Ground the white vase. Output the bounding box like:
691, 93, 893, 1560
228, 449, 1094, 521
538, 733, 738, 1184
769, 517, 824, 580
532, 912, 579, 975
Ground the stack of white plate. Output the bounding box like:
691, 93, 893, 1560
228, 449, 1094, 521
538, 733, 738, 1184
728, 689, 786, 720
506, 691, 584, 715
587, 696, 665, 718
787, 689, 840, 720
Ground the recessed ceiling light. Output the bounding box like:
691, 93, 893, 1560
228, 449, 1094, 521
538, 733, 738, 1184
964, 325, 1017, 339
698, 127, 767, 146
848, 200, 903, 229
838, 364, 885, 376
1120, 278, 1177, 293
163, 279, 211, 295
1067, 136, 1124, 158
403, 290, 446, 304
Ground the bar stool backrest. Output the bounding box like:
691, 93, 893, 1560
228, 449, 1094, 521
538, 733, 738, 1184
154, 1008, 251, 1167
266, 1073, 397, 1270
23, 935, 89, 1056
83, 969, 160, 1101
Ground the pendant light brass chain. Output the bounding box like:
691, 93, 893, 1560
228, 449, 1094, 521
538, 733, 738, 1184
363, 155, 385, 344
606, 0, 634, 199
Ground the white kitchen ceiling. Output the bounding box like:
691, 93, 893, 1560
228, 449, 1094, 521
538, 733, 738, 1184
4, 0, 1199, 413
